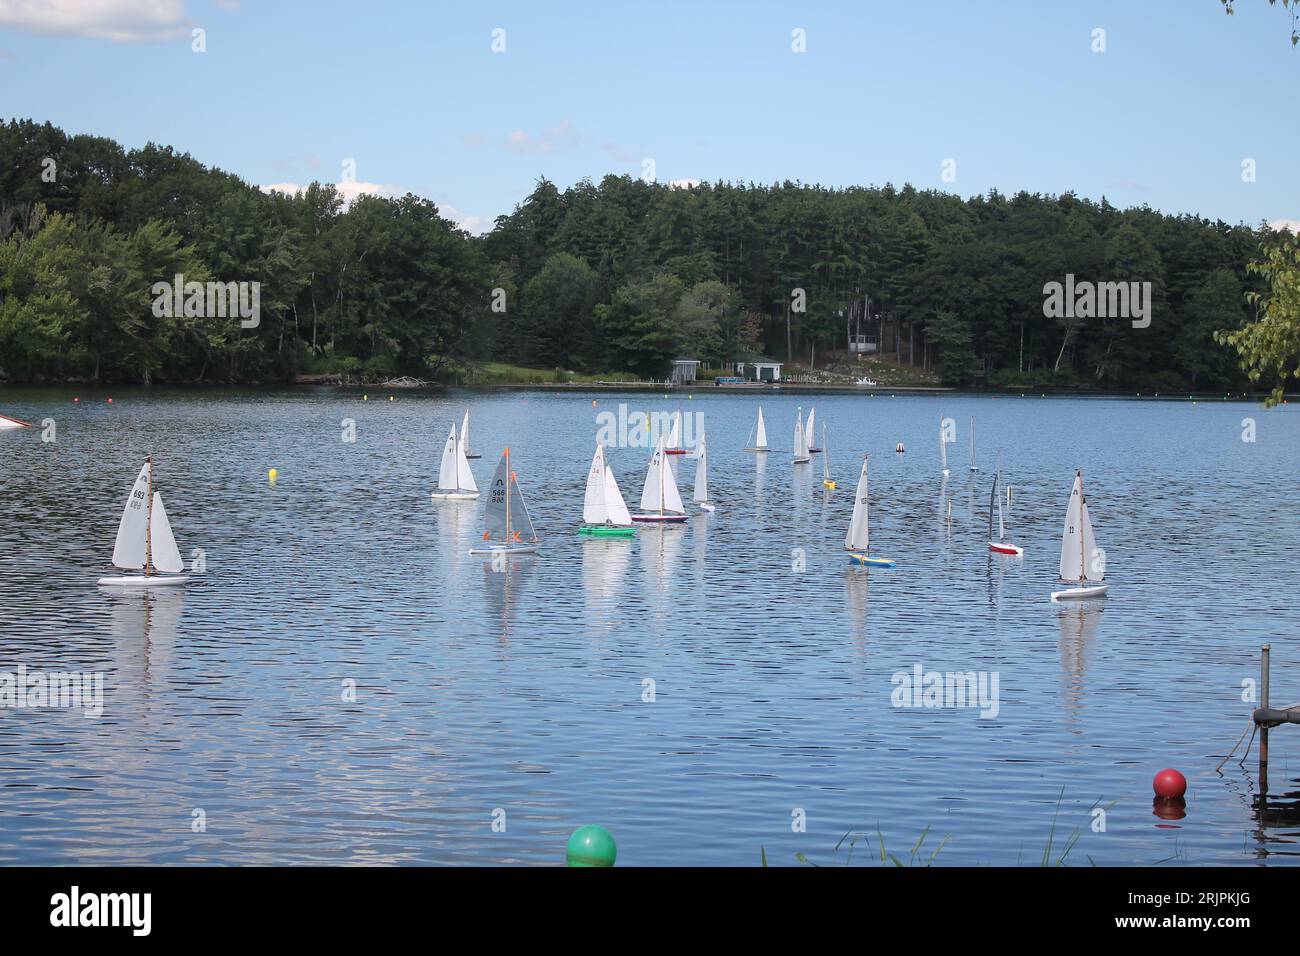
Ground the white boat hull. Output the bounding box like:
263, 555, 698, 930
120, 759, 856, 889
1051, 584, 1109, 601
431, 490, 479, 501
468, 544, 539, 556
698, 502, 716, 512
98, 574, 189, 587
744, 447, 769, 453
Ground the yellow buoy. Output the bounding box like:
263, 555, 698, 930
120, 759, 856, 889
268, 467, 279, 487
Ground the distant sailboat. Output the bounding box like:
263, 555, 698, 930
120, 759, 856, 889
845, 456, 895, 568
632, 435, 687, 523
469, 448, 541, 555
939, 417, 950, 477
98, 456, 191, 587
969, 416, 979, 472
579, 444, 637, 536
806, 407, 821, 452
461, 409, 481, 459
0, 412, 32, 429
430, 423, 479, 500
693, 431, 715, 512
988, 455, 1022, 556
1051, 470, 1108, 601
821, 425, 835, 489
793, 407, 810, 464
744, 407, 769, 453
665, 411, 686, 455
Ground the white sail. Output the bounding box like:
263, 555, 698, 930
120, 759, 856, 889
640, 435, 686, 514
822, 426, 830, 480
997, 487, 1006, 541
667, 412, 681, 449
461, 410, 471, 455
793, 414, 808, 461
455, 431, 477, 492
149, 492, 184, 573
939, 422, 948, 473
640, 437, 665, 512
604, 465, 633, 526
436, 425, 458, 491
970, 416, 977, 469
755, 407, 768, 449
1080, 499, 1102, 581
584, 445, 609, 524
806, 407, 816, 446
111, 460, 152, 570
693, 432, 709, 503
845, 458, 871, 552
1059, 473, 1085, 581
510, 472, 539, 542
484, 452, 509, 540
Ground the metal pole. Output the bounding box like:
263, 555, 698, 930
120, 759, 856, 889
1260, 644, 1271, 797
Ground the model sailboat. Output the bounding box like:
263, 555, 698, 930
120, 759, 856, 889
806, 407, 821, 452
469, 448, 540, 554
693, 431, 715, 512
793, 408, 810, 464
939, 418, 950, 477
845, 456, 895, 567
969, 416, 979, 472
430, 423, 479, 500
579, 444, 636, 536
665, 412, 686, 455
821, 426, 835, 489
98, 456, 190, 586
987, 456, 1022, 555
0, 412, 32, 429
632, 435, 687, 523
1051, 471, 1108, 601
461, 409, 481, 459
744, 407, 769, 453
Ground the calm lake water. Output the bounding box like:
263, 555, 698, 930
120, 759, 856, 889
0, 385, 1297, 866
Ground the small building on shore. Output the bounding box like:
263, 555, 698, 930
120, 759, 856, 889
734, 360, 783, 382
671, 358, 701, 385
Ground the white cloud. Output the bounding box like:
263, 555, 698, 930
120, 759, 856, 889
0, 0, 192, 43
502, 119, 579, 154
1268, 218, 1300, 234
258, 180, 489, 235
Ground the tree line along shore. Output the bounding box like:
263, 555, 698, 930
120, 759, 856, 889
1, 118, 1296, 401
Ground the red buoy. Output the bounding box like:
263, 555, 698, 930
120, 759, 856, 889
106, 397, 113, 404
1153, 768, 1187, 800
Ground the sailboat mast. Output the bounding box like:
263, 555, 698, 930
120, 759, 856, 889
1078, 470, 1086, 584
144, 455, 154, 576
659, 444, 665, 515
864, 456, 870, 549
504, 447, 512, 543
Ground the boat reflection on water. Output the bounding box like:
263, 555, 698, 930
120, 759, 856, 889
843, 568, 869, 649
100, 586, 185, 693
582, 536, 631, 639
479, 552, 535, 643
1056, 601, 1104, 718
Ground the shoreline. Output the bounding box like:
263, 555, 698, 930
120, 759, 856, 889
0, 380, 1286, 402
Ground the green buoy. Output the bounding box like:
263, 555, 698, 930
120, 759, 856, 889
566, 825, 617, 867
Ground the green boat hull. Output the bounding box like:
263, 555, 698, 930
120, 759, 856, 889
579, 524, 637, 537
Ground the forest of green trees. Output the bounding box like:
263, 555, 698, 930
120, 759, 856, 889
0, 118, 1293, 393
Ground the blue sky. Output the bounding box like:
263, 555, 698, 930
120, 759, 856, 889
1, 0, 1296, 233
